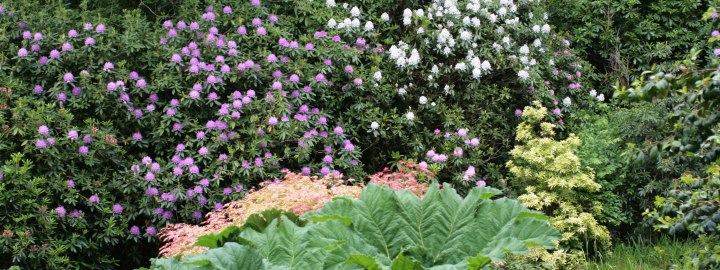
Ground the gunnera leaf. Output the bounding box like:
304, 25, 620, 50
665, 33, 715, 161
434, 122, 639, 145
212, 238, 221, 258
149, 184, 561, 270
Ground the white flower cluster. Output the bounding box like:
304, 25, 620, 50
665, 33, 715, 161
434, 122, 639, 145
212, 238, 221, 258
381, 0, 553, 83
327, 5, 375, 32
589, 89, 605, 102
388, 42, 420, 67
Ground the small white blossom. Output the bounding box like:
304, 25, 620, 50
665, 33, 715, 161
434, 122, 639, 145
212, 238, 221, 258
370, 121, 379, 130
351, 18, 360, 28
398, 87, 407, 95
519, 44, 529, 54
364, 21, 374, 31
403, 8, 412, 18
419, 96, 427, 104
350, 6, 360, 17
328, 19, 337, 28
520, 56, 529, 64
563, 97, 572, 107
407, 49, 420, 66
541, 24, 551, 34
381, 13, 390, 21
417, 27, 424, 34
488, 13, 498, 23
518, 70, 530, 80
597, 94, 605, 102
326, 0, 336, 7
533, 39, 542, 47
481, 60, 492, 71
460, 30, 472, 41
406, 111, 415, 121
373, 70, 382, 81
532, 25, 540, 33
589, 89, 597, 97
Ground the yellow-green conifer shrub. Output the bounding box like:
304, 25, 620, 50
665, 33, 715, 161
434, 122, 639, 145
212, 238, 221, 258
507, 101, 611, 252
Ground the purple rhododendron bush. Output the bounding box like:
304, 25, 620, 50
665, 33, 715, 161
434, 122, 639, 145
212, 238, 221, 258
0, 0, 603, 268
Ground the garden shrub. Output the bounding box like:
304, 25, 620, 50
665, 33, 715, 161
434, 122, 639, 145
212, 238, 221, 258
159, 164, 431, 258
575, 101, 682, 235
157, 172, 365, 257
500, 247, 585, 270
649, 167, 720, 269
617, 5, 720, 268
361, 0, 599, 188
368, 160, 434, 196
507, 101, 610, 253
149, 183, 561, 269
0, 0, 600, 268
547, 0, 708, 88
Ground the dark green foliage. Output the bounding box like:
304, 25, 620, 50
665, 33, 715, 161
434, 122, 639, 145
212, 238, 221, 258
615, 5, 720, 267
575, 101, 682, 235
548, 0, 708, 88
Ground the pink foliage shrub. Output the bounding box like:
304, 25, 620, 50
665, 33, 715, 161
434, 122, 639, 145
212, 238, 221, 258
158, 172, 362, 257
158, 167, 431, 257
369, 160, 435, 196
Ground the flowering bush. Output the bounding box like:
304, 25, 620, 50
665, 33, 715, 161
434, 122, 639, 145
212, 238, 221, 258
0, 0, 600, 268
331, 0, 600, 186
1, 0, 364, 267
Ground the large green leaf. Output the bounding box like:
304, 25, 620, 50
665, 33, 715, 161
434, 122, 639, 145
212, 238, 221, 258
151, 243, 264, 270
241, 216, 331, 269
150, 184, 561, 270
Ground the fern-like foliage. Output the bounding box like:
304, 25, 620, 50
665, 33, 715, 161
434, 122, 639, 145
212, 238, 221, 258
149, 184, 561, 269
